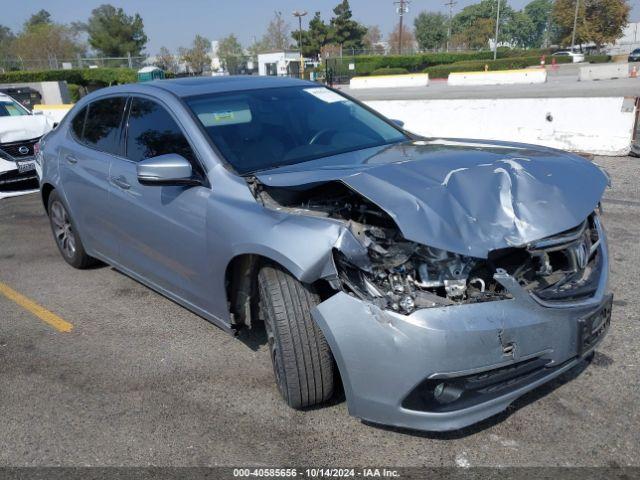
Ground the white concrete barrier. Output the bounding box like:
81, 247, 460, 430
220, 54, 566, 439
448, 69, 547, 86
33, 104, 72, 123
350, 73, 429, 90
578, 63, 629, 81
365, 97, 636, 156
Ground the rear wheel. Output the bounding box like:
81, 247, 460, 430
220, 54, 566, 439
258, 264, 334, 409
48, 190, 97, 269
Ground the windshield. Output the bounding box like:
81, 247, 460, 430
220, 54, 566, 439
0, 98, 30, 117
186, 86, 407, 174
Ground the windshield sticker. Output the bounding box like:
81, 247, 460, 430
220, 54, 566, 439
195, 102, 252, 127
304, 87, 348, 104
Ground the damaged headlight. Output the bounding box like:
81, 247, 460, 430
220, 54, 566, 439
333, 227, 510, 314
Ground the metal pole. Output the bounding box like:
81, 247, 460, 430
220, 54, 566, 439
571, 0, 580, 51
293, 10, 307, 79
493, 0, 501, 60
399, 0, 404, 54
445, 0, 457, 52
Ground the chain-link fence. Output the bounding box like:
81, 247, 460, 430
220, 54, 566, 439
0, 55, 147, 73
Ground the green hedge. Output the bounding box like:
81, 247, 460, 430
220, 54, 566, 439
371, 67, 409, 76
350, 49, 552, 76
0, 68, 138, 87
424, 55, 572, 78
585, 55, 611, 63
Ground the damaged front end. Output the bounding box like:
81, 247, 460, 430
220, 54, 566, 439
254, 180, 603, 315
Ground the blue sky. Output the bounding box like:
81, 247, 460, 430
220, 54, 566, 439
7, 0, 640, 54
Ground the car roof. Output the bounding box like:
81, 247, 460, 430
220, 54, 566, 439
145, 75, 317, 98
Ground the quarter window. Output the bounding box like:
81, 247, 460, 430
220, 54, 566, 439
70, 106, 87, 139
82, 97, 127, 155
125, 98, 195, 163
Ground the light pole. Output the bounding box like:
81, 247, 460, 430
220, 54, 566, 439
493, 0, 501, 60
444, 0, 457, 52
293, 10, 307, 79
570, 0, 580, 51
394, 0, 410, 54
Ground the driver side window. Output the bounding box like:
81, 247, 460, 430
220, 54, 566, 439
125, 98, 196, 164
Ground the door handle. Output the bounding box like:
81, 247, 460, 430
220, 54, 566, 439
111, 175, 131, 190
65, 154, 78, 164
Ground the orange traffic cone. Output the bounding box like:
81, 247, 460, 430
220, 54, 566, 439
631, 66, 638, 78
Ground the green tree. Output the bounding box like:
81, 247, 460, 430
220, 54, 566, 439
217, 34, 245, 74
24, 9, 52, 30
504, 11, 536, 48
86, 4, 147, 57
329, 0, 367, 50
553, 0, 630, 50
291, 11, 330, 57
414, 12, 448, 51
12, 23, 84, 67
179, 34, 211, 74
0, 25, 15, 61
524, 0, 553, 47
452, 0, 515, 49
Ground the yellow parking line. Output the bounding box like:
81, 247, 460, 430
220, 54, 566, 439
0, 281, 73, 333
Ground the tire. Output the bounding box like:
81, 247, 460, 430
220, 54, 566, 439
258, 264, 334, 409
47, 190, 97, 269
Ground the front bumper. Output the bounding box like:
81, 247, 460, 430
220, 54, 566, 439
0, 157, 39, 199
312, 226, 611, 432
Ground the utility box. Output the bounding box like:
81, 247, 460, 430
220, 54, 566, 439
137, 66, 165, 82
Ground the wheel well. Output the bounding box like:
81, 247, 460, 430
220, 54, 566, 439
225, 254, 335, 329
41, 183, 54, 213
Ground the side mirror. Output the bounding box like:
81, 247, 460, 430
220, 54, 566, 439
137, 154, 201, 186
391, 119, 405, 128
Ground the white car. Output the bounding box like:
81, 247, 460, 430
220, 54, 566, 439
552, 50, 585, 63
0, 92, 55, 199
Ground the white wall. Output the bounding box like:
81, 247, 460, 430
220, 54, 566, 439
365, 97, 636, 156
350, 74, 429, 89
448, 69, 546, 86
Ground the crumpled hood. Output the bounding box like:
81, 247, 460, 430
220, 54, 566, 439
0, 115, 54, 143
255, 139, 608, 258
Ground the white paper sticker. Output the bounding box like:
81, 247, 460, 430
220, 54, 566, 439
304, 87, 348, 104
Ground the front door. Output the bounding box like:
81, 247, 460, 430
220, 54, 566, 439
109, 96, 210, 309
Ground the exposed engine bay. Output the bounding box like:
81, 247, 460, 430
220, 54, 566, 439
253, 180, 602, 314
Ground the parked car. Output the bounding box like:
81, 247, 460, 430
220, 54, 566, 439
552, 50, 585, 63
628, 48, 640, 62
38, 77, 611, 432
0, 92, 55, 199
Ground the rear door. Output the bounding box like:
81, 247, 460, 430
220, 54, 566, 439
109, 96, 210, 308
59, 96, 127, 261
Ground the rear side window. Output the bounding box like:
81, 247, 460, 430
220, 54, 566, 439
82, 97, 127, 155
71, 106, 87, 139
125, 97, 195, 163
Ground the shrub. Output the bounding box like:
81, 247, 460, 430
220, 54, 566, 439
66, 83, 82, 102
371, 67, 409, 76
347, 49, 554, 76
424, 55, 572, 78
585, 55, 611, 63
0, 68, 137, 88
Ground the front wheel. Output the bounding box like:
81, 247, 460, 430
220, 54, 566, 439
48, 190, 97, 269
258, 264, 334, 409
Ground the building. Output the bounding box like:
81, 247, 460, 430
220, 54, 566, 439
606, 21, 640, 55
257, 51, 303, 77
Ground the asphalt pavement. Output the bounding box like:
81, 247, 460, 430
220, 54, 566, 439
0, 155, 639, 467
